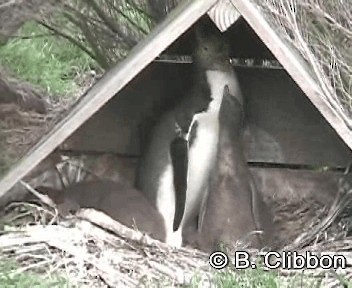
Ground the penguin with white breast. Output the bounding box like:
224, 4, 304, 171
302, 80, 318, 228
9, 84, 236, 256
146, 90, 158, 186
197, 86, 274, 252
136, 22, 243, 247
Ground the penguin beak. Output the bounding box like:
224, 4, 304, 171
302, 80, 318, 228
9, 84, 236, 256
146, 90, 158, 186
218, 56, 231, 66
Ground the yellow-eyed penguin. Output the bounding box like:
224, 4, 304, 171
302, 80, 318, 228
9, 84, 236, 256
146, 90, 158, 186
136, 23, 243, 247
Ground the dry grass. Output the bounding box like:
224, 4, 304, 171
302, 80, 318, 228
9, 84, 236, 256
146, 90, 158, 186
0, 64, 98, 178
0, 101, 73, 177
0, 171, 352, 287
0, 0, 56, 45
0, 204, 213, 287
1, 158, 351, 287
0, 104, 53, 175
253, 0, 352, 127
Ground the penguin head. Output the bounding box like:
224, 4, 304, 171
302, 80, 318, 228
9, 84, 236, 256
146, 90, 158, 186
193, 21, 232, 71
220, 86, 244, 130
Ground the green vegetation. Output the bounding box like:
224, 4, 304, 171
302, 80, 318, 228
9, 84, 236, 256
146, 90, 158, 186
0, 21, 94, 99
0, 258, 72, 288
213, 269, 280, 288
187, 267, 351, 288
188, 268, 282, 288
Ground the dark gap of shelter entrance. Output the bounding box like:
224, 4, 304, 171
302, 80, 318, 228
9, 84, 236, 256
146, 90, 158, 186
248, 161, 350, 173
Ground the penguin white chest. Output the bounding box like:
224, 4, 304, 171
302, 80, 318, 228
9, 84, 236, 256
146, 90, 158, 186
183, 70, 240, 221
155, 69, 240, 247
184, 112, 219, 220
155, 114, 219, 234
205, 70, 242, 107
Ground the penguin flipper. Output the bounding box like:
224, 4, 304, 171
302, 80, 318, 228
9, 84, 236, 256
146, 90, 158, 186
170, 136, 189, 232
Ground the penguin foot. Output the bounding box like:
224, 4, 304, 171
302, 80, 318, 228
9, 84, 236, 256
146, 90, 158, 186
166, 229, 183, 248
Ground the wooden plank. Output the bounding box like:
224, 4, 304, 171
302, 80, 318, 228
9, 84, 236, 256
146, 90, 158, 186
238, 68, 352, 166
228, 0, 352, 151
61, 63, 351, 166
61, 63, 183, 155
249, 167, 342, 206
0, 0, 218, 199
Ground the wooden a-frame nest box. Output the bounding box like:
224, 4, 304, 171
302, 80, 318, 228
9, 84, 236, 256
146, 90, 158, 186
0, 0, 351, 203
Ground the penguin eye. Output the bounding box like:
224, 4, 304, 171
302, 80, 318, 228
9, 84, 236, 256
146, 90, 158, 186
203, 46, 209, 51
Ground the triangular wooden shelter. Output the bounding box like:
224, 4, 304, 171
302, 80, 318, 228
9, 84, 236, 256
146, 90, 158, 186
0, 0, 351, 201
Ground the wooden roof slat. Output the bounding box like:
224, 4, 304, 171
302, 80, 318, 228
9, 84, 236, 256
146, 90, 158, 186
0, 0, 218, 198
228, 0, 352, 151
207, 0, 240, 32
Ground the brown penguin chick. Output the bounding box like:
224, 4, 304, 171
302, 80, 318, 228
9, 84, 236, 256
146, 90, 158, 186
197, 86, 274, 253
33, 185, 80, 216
36, 180, 166, 242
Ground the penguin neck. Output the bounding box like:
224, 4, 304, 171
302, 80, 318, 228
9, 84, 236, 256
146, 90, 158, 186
204, 69, 240, 114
